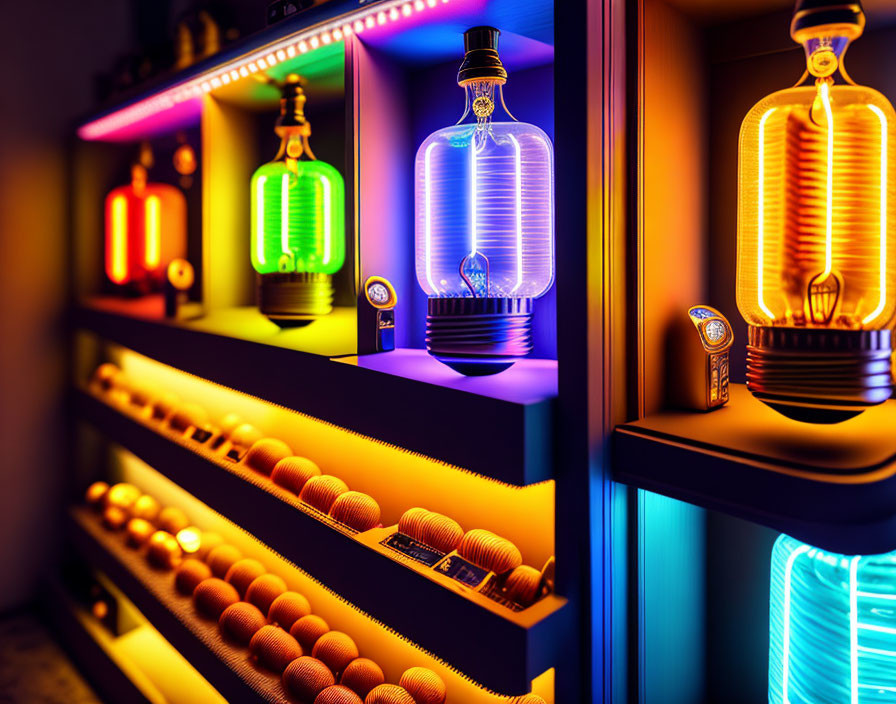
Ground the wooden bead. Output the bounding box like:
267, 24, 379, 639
193, 578, 239, 619
340, 658, 385, 699
175, 527, 202, 554
132, 495, 160, 522
219, 413, 243, 437
399, 668, 446, 704
219, 602, 267, 645
458, 529, 523, 575
194, 532, 224, 561
290, 614, 330, 652
329, 492, 381, 532
102, 506, 129, 531
243, 438, 294, 476
90, 363, 119, 392
283, 656, 336, 702
224, 558, 266, 598
147, 531, 183, 569
85, 481, 109, 509
249, 625, 302, 673
420, 514, 463, 554
312, 631, 359, 677
315, 685, 363, 704
229, 423, 263, 450
300, 475, 349, 514
206, 544, 243, 578
105, 483, 140, 512
364, 684, 416, 704
169, 403, 208, 432
397, 507, 428, 539
245, 573, 287, 615
504, 565, 543, 606
271, 456, 322, 495
268, 591, 311, 631
157, 506, 190, 535
125, 518, 155, 547
174, 559, 212, 595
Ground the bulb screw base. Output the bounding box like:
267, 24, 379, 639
258, 272, 333, 327
746, 325, 892, 423
426, 297, 534, 376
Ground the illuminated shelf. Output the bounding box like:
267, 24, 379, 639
75, 298, 557, 485
612, 384, 896, 554
76, 389, 568, 694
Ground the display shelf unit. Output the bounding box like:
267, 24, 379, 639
612, 384, 896, 554
75, 388, 568, 694
74, 300, 557, 485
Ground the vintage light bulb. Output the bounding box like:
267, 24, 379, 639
414, 27, 554, 375
105, 162, 186, 292
769, 534, 896, 703
251, 74, 345, 325
737, 0, 895, 422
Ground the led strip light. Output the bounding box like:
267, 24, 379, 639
79, 0, 451, 140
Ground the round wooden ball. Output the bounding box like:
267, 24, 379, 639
219, 601, 267, 645
397, 508, 429, 540
399, 667, 446, 704
312, 631, 359, 677
300, 475, 349, 514
283, 656, 336, 702
193, 578, 239, 619
329, 492, 381, 532
102, 506, 129, 531
149, 391, 180, 422
219, 412, 243, 438
132, 494, 161, 522
504, 565, 543, 606
206, 544, 243, 578
249, 625, 303, 673
229, 423, 263, 451
290, 614, 330, 652
271, 456, 322, 495
174, 558, 212, 595
85, 481, 109, 509
157, 506, 190, 535
340, 658, 385, 699
194, 532, 224, 561
243, 438, 294, 476
224, 558, 266, 598
315, 685, 363, 704
125, 518, 155, 547
364, 684, 416, 704
147, 531, 183, 569
458, 529, 523, 575
91, 363, 119, 392
169, 403, 208, 433
246, 573, 287, 615
268, 591, 311, 631
420, 514, 463, 554
104, 483, 141, 512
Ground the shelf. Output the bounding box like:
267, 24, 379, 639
75, 389, 568, 694
612, 384, 896, 554
75, 297, 557, 485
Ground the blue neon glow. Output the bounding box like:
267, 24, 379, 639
770, 535, 896, 704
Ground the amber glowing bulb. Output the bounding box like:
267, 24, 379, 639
737, 0, 895, 422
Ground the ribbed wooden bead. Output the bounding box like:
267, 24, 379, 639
290, 614, 330, 652
229, 423, 263, 450
398, 508, 428, 539
125, 518, 155, 547
132, 495, 160, 522
147, 531, 183, 569
85, 481, 109, 509
157, 506, 190, 535
91, 363, 119, 392
206, 544, 243, 578
507, 696, 547, 704
246, 573, 287, 615
458, 529, 523, 575
219, 602, 267, 645
249, 625, 303, 673
283, 656, 336, 701
420, 514, 463, 554
340, 658, 385, 699
315, 685, 363, 704
504, 565, 542, 606
268, 591, 312, 630
169, 402, 208, 432
329, 492, 381, 532
243, 438, 294, 476
149, 392, 180, 422
105, 483, 140, 512
300, 475, 350, 513
175, 558, 212, 595
193, 578, 239, 619
272, 456, 322, 495
312, 631, 359, 676
224, 558, 266, 598
102, 506, 129, 531
364, 684, 416, 704
399, 668, 446, 704
194, 532, 224, 561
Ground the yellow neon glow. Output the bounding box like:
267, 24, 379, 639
757, 109, 776, 321
820, 81, 834, 280
176, 526, 202, 553
863, 103, 888, 325
145, 195, 161, 269
256, 175, 267, 267
111, 195, 128, 284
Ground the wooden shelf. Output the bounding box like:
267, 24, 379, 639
76, 389, 568, 694
612, 384, 896, 554
75, 298, 557, 485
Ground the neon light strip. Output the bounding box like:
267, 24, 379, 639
111, 195, 128, 283
256, 175, 267, 266
782, 544, 810, 704
78, 0, 452, 141
857, 645, 896, 657
863, 104, 888, 325
858, 622, 896, 635
320, 174, 332, 266
857, 591, 896, 601
423, 142, 437, 293
850, 555, 859, 704
820, 82, 834, 279
145, 195, 160, 269
508, 134, 523, 294
470, 139, 478, 256
281, 174, 290, 257
758, 108, 776, 320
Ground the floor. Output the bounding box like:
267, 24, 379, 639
0, 611, 101, 704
